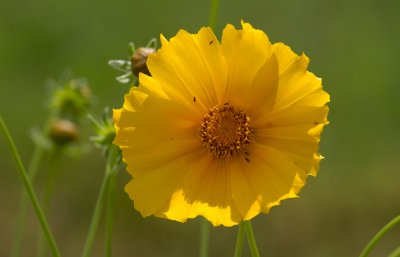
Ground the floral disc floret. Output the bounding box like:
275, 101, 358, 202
200, 103, 253, 158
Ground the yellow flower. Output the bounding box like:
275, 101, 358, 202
113, 21, 329, 227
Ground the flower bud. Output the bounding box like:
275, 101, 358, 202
130, 47, 155, 77
49, 119, 79, 146
48, 77, 92, 120
74, 81, 92, 103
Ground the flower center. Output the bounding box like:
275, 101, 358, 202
200, 103, 254, 158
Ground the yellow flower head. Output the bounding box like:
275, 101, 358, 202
113, 22, 329, 227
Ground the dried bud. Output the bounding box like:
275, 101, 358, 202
131, 47, 155, 77
49, 119, 79, 146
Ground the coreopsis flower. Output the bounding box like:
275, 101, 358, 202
113, 22, 329, 226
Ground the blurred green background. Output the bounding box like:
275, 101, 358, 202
1, 0, 400, 256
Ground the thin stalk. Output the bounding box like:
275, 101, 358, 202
233, 222, 245, 257
104, 163, 118, 257
388, 245, 400, 257
36, 151, 62, 257
359, 214, 400, 257
81, 147, 119, 257
11, 189, 31, 257
244, 221, 260, 257
208, 0, 219, 31
36, 227, 47, 257
0, 115, 61, 257
11, 138, 45, 257
11, 112, 56, 257
199, 218, 210, 257
80, 165, 109, 257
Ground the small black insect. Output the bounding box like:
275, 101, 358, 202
209, 40, 214, 45
245, 157, 250, 162
193, 96, 196, 102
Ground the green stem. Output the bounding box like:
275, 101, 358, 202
11, 189, 31, 257
359, 214, 400, 257
388, 245, 400, 257
81, 165, 109, 257
0, 115, 61, 257
11, 112, 56, 257
11, 142, 45, 257
81, 147, 119, 257
244, 221, 260, 257
199, 218, 210, 257
104, 162, 118, 257
208, 0, 219, 31
36, 226, 47, 257
36, 152, 62, 257
233, 222, 245, 257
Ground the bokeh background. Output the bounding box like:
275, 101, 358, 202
1, 0, 400, 256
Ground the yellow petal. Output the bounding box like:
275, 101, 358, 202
112, 108, 122, 134
229, 144, 306, 219
127, 151, 239, 226
115, 105, 201, 175
147, 27, 227, 109
245, 144, 306, 207
245, 54, 279, 118
272, 49, 329, 112
125, 151, 201, 217
272, 42, 300, 75
221, 22, 273, 106
160, 34, 169, 47
163, 156, 239, 226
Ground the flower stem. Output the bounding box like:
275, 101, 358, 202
11, 112, 56, 257
208, 0, 219, 31
104, 161, 118, 257
11, 144, 43, 257
0, 115, 61, 257
11, 145, 44, 257
11, 190, 30, 257
244, 221, 260, 257
81, 146, 119, 257
199, 218, 210, 257
233, 222, 245, 257
359, 214, 400, 257
80, 171, 108, 257
36, 151, 62, 257
388, 245, 400, 257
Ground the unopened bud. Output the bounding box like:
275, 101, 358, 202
49, 77, 92, 118
131, 47, 155, 77
75, 82, 92, 102
49, 119, 79, 146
